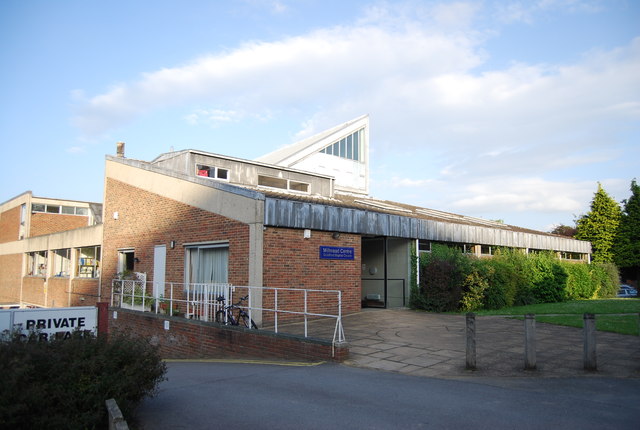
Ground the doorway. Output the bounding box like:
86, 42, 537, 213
361, 237, 412, 308
153, 245, 166, 299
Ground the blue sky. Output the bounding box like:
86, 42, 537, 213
1, 0, 638, 232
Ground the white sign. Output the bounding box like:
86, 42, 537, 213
1, 306, 97, 341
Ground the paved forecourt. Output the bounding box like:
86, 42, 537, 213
324, 308, 640, 379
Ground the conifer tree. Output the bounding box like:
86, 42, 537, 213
614, 179, 640, 280
575, 183, 621, 263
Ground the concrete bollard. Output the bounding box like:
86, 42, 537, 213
524, 314, 536, 370
466, 313, 476, 370
583, 313, 597, 371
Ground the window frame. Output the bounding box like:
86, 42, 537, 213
27, 250, 48, 277
77, 246, 101, 278
52, 248, 71, 277
184, 242, 230, 287
196, 164, 230, 181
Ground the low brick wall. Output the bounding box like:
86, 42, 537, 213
107, 308, 348, 362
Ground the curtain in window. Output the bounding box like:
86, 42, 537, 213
188, 246, 228, 284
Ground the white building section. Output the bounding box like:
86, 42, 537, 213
257, 115, 369, 196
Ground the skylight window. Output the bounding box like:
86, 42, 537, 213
319, 128, 364, 162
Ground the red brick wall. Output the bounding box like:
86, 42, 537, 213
0, 206, 21, 243
0, 254, 22, 303
70, 279, 101, 306
108, 308, 348, 362
22, 277, 46, 306
30, 213, 89, 237
46, 277, 69, 307
262, 228, 361, 320
101, 178, 250, 300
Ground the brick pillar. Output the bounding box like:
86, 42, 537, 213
97, 302, 109, 337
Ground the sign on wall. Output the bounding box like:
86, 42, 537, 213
1, 306, 97, 341
319, 246, 355, 260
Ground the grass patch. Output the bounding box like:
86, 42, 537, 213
474, 298, 640, 316
533, 315, 639, 336
472, 299, 640, 336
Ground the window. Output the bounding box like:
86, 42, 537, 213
196, 164, 230, 181
186, 244, 229, 285
117, 249, 134, 275
31, 203, 88, 216
319, 128, 365, 162
289, 181, 309, 193
78, 246, 101, 278
20, 204, 26, 225
258, 175, 287, 189
258, 175, 309, 193
53, 249, 71, 277
561, 252, 584, 261
418, 240, 431, 254
27, 251, 48, 276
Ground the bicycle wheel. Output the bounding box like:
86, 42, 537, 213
239, 313, 258, 329
215, 310, 227, 324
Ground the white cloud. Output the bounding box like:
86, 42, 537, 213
184, 109, 244, 127
66, 146, 86, 154
69, 1, 639, 229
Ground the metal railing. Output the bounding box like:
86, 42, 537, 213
110, 280, 345, 345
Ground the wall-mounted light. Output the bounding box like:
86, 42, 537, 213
170, 240, 176, 249
134, 257, 140, 263
303, 229, 311, 239
332, 232, 341, 240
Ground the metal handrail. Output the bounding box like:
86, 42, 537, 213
110, 280, 345, 345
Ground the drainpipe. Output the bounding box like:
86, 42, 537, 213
384, 237, 388, 309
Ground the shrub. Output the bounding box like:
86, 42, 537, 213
411, 244, 617, 312
418, 244, 471, 312
0, 330, 166, 429
529, 253, 568, 303
562, 262, 597, 299
591, 262, 620, 298
460, 271, 488, 312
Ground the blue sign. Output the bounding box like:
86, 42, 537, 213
319, 246, 355, 260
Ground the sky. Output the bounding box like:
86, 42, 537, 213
1, 0, 638, 232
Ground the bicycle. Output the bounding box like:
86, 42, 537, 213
215, 295, 258, 329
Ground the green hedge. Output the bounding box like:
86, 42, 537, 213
0, 330, 166, 429
411, 245, 620, 312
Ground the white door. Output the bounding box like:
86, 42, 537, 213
153, 245, 166, 299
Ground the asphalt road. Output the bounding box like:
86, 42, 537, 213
134, 361, 639, 429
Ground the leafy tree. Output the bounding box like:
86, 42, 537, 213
550, 224, 576, 237
575, 183, 621, 263
614, 179, 640, 281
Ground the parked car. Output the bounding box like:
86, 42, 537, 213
617, 285, 638, 298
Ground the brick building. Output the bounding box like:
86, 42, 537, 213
0, 115, 591, 317
0, 192, 102, 307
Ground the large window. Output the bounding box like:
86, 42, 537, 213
53, 249, 71, 277
31, 203, 88, 216
27, 251, 48, 277
78, 246, 101, 278
319, 128, 364, 162
185, 243, 229, 285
